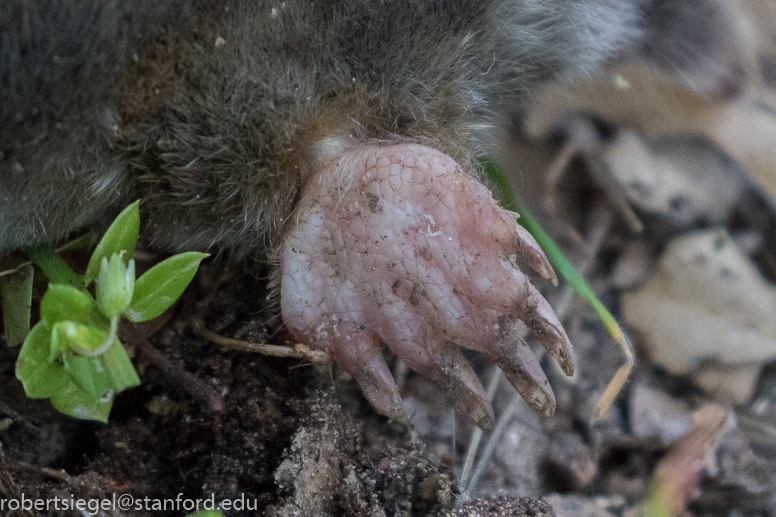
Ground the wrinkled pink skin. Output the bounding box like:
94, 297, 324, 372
281, 143, 573, 430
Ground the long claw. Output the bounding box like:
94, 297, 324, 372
353, 351, 404, 419
493, 317, 556, 416
431, 345, 495, 430
466, 257, 572, 377
515, 222, 558, 286
328, 328, 404, 419
526, 293, 574, 376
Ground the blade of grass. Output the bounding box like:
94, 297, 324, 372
0, 264, 34, 346
0, 234, 93, 279
481, 158, 633, 423
26, 245, 83, 289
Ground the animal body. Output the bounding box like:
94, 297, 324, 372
0, 0, 741, 428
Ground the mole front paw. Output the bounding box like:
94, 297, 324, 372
280, 144, 572, 429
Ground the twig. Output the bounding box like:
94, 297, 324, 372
544, 141, 577, 215
581, 206, 635, 424
459, 366, 502, 493
191, 318, 331, 363
134, 337, 225, 414
0, 401, 38, 432
587, 157, 644, 234
15, 463, 73, 482
591, 332, 635, 423
466, 393, 523, 495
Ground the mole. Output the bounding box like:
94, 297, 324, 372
0, 0, 742, 429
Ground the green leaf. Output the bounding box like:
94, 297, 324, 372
51, 321, 107, 357
50, 375, 113, 423
126, 252, 209, 322
0, 264, 34, 346
63, 351, 112, 399
84, 200, 140, 286
17, 323, 115, 422
88, 302, 113, 333
26, 245, 83, 288
644, 481, 674, 517
40, 284, 93, 325
102, 340, 141, 392
16, 321, 68, 398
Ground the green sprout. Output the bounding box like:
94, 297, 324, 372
12, 201, 208, 423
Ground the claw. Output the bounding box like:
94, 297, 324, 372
489, 203, 558, 286
472, 264, 574, 377
328, 328, 404, 419
515, 222, 558, 286
384, 330, 496, 429
492, 316, 556, 416
525, 292, 574, 376
353, 351, 404, 419
431, 344, 495, 430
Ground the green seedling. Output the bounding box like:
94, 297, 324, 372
482, 158, 634, 423
12, 201, 208, 422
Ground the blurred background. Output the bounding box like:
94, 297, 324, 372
429, 0, 776, 514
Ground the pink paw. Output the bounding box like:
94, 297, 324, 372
281, 144, 572, 429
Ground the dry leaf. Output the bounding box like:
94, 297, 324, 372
690, 363, 762, 404
644, 404, 728, 517
603, 131, 748, 228
623, 229, 776, 377
527, 61, 776, 200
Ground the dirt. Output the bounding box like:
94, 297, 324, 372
0, 263, 464, 516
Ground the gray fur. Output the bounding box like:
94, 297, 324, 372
639, 0, 745, 98
0, 0, 741, 257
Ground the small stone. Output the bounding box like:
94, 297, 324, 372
629, 383, 692, 444
546, 432, 596, 489
545, 495, 620, 517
